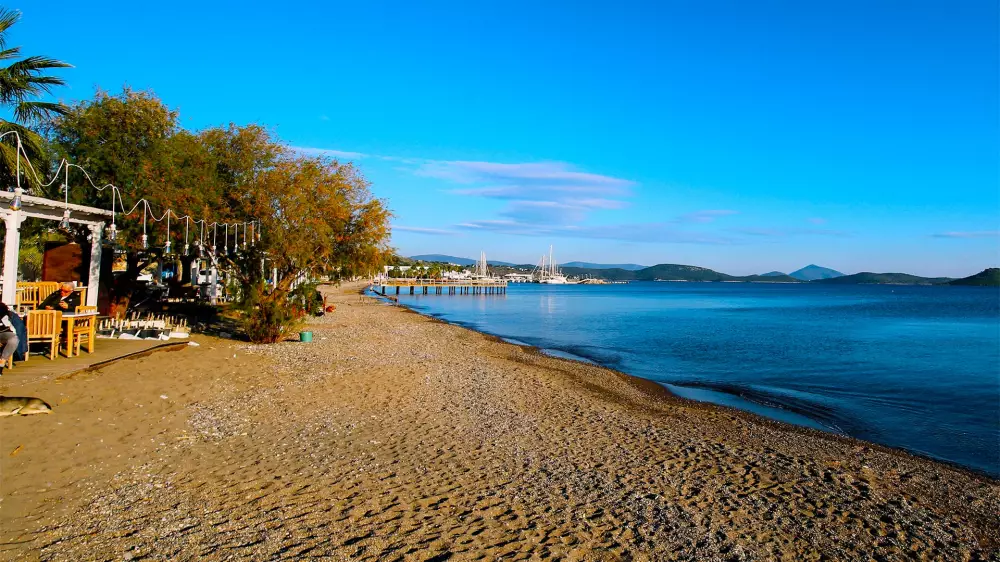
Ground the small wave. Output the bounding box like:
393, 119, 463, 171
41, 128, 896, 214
668, 381, 850, 435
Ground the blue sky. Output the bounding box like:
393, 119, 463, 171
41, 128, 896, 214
13, 0, 998, 276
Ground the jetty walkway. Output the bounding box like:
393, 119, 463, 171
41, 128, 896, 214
373, 278, 507, 295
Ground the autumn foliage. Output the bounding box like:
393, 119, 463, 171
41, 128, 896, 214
44, 88, 392, 341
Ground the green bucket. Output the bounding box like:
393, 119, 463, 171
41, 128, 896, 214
299, 331, 313, 343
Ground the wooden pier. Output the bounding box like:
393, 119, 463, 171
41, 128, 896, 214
373, 278, 508, 295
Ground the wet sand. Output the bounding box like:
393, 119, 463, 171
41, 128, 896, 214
0, 282, 997, 561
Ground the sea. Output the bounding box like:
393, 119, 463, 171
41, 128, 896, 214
383, 281, 1000, 477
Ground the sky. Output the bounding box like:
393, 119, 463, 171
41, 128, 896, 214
12, 0, 999, 276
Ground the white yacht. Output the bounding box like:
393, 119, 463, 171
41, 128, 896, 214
536, 246, 569, 284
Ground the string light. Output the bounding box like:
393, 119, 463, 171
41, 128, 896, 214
0, 130, 259, 257
183, 216, 190, 255
9, 187, 22, 211
141, 201, 149, 250
163, 210, 172, 255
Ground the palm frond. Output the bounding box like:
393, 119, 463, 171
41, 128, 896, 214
0, 9, 20, 50
14, 100, 68, 123
0, 119, 48, 189
6, 55, 72, 74
0, 46, 20, 61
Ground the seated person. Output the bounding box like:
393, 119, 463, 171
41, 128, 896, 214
39, 283, 81, 312
0, 302, 18, 373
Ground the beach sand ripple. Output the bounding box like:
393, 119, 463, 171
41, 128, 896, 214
1, 284, 997, 561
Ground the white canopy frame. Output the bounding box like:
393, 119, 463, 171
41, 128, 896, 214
0, 191, 112, 307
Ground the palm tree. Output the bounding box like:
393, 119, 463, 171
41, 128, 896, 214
0, 8, 70, 189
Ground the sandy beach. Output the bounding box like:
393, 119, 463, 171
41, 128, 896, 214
1, 282, 997, 561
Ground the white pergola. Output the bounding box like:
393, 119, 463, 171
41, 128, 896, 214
0, 191, 111, 307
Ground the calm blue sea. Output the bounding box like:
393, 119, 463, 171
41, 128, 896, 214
385, 282, 1000, 477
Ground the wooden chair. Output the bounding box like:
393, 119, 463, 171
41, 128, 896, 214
16, 285, 40, 310
36, 282, 60, 306
26, 310, 62, 361
72, 306, 98, 355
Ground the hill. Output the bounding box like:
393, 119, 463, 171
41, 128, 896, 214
738, 274, 802, 283
813, 272, 953, 285
562, 261, 647, 271
789, 264, 845, 281
560, 267, 636, 281
409, 254, 517, 266
561, 264, 805, 283
634, 264, 734, 282
948, 268, 1000, 287
759, 271, 787, 277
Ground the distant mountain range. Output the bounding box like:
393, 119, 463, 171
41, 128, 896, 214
562, 261, 647, 271
405, 255, 997, 286
409, 254, 517, 266
813, 272, 954, 285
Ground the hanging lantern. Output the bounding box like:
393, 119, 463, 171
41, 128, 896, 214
105, 222, 117, 242
196, 240, 204, 258
164, 240, 172, 255
59, 209, 71, 231
183, 243, 190, 256
141, 234, 148, 250
9, 187, 22, 211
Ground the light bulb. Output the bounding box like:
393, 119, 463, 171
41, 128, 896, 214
183, 243, 189, 255
141, 234, 148, 250
59, 209, 71, 230
9, 187, 22, 211
164, 240, 172, 255
106, 223, 117, 241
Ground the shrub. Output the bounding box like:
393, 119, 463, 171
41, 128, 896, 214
237, 282, 305, 343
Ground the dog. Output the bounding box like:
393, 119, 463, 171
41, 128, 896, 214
0, 396, 53, 417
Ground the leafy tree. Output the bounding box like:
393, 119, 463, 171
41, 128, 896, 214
231, 156, 391, 342
46, 90, 282, 314
0, 8, 70, 189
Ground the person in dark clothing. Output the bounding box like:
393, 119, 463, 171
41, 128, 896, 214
39, 283, 81, 312
0, 302, 18, 374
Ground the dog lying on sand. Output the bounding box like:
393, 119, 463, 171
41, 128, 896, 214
0, 396, 53, 417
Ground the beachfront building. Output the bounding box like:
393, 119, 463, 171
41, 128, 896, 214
443, 270, 472, 280
504, 273, 532, 283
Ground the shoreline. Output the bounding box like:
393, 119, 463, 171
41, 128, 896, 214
370, 286, 999, 482
1, 281, 997, 559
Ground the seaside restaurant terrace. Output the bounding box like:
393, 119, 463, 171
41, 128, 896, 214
0, 190, 109, 365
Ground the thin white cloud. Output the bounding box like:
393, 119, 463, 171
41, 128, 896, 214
731, 227, 852, 238
807, 217, 827, 225
392, 225, 459, 236
294, 146, 369, 160
417, 161, 632, 191
455, 220, 736, 245
931, 231, 1000, 239
675, 209, 739, 223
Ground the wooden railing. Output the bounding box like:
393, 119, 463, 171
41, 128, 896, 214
375, 278, 507, 286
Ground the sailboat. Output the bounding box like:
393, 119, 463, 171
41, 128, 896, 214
472, 251, 498, 280
537, 246, 569, 284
